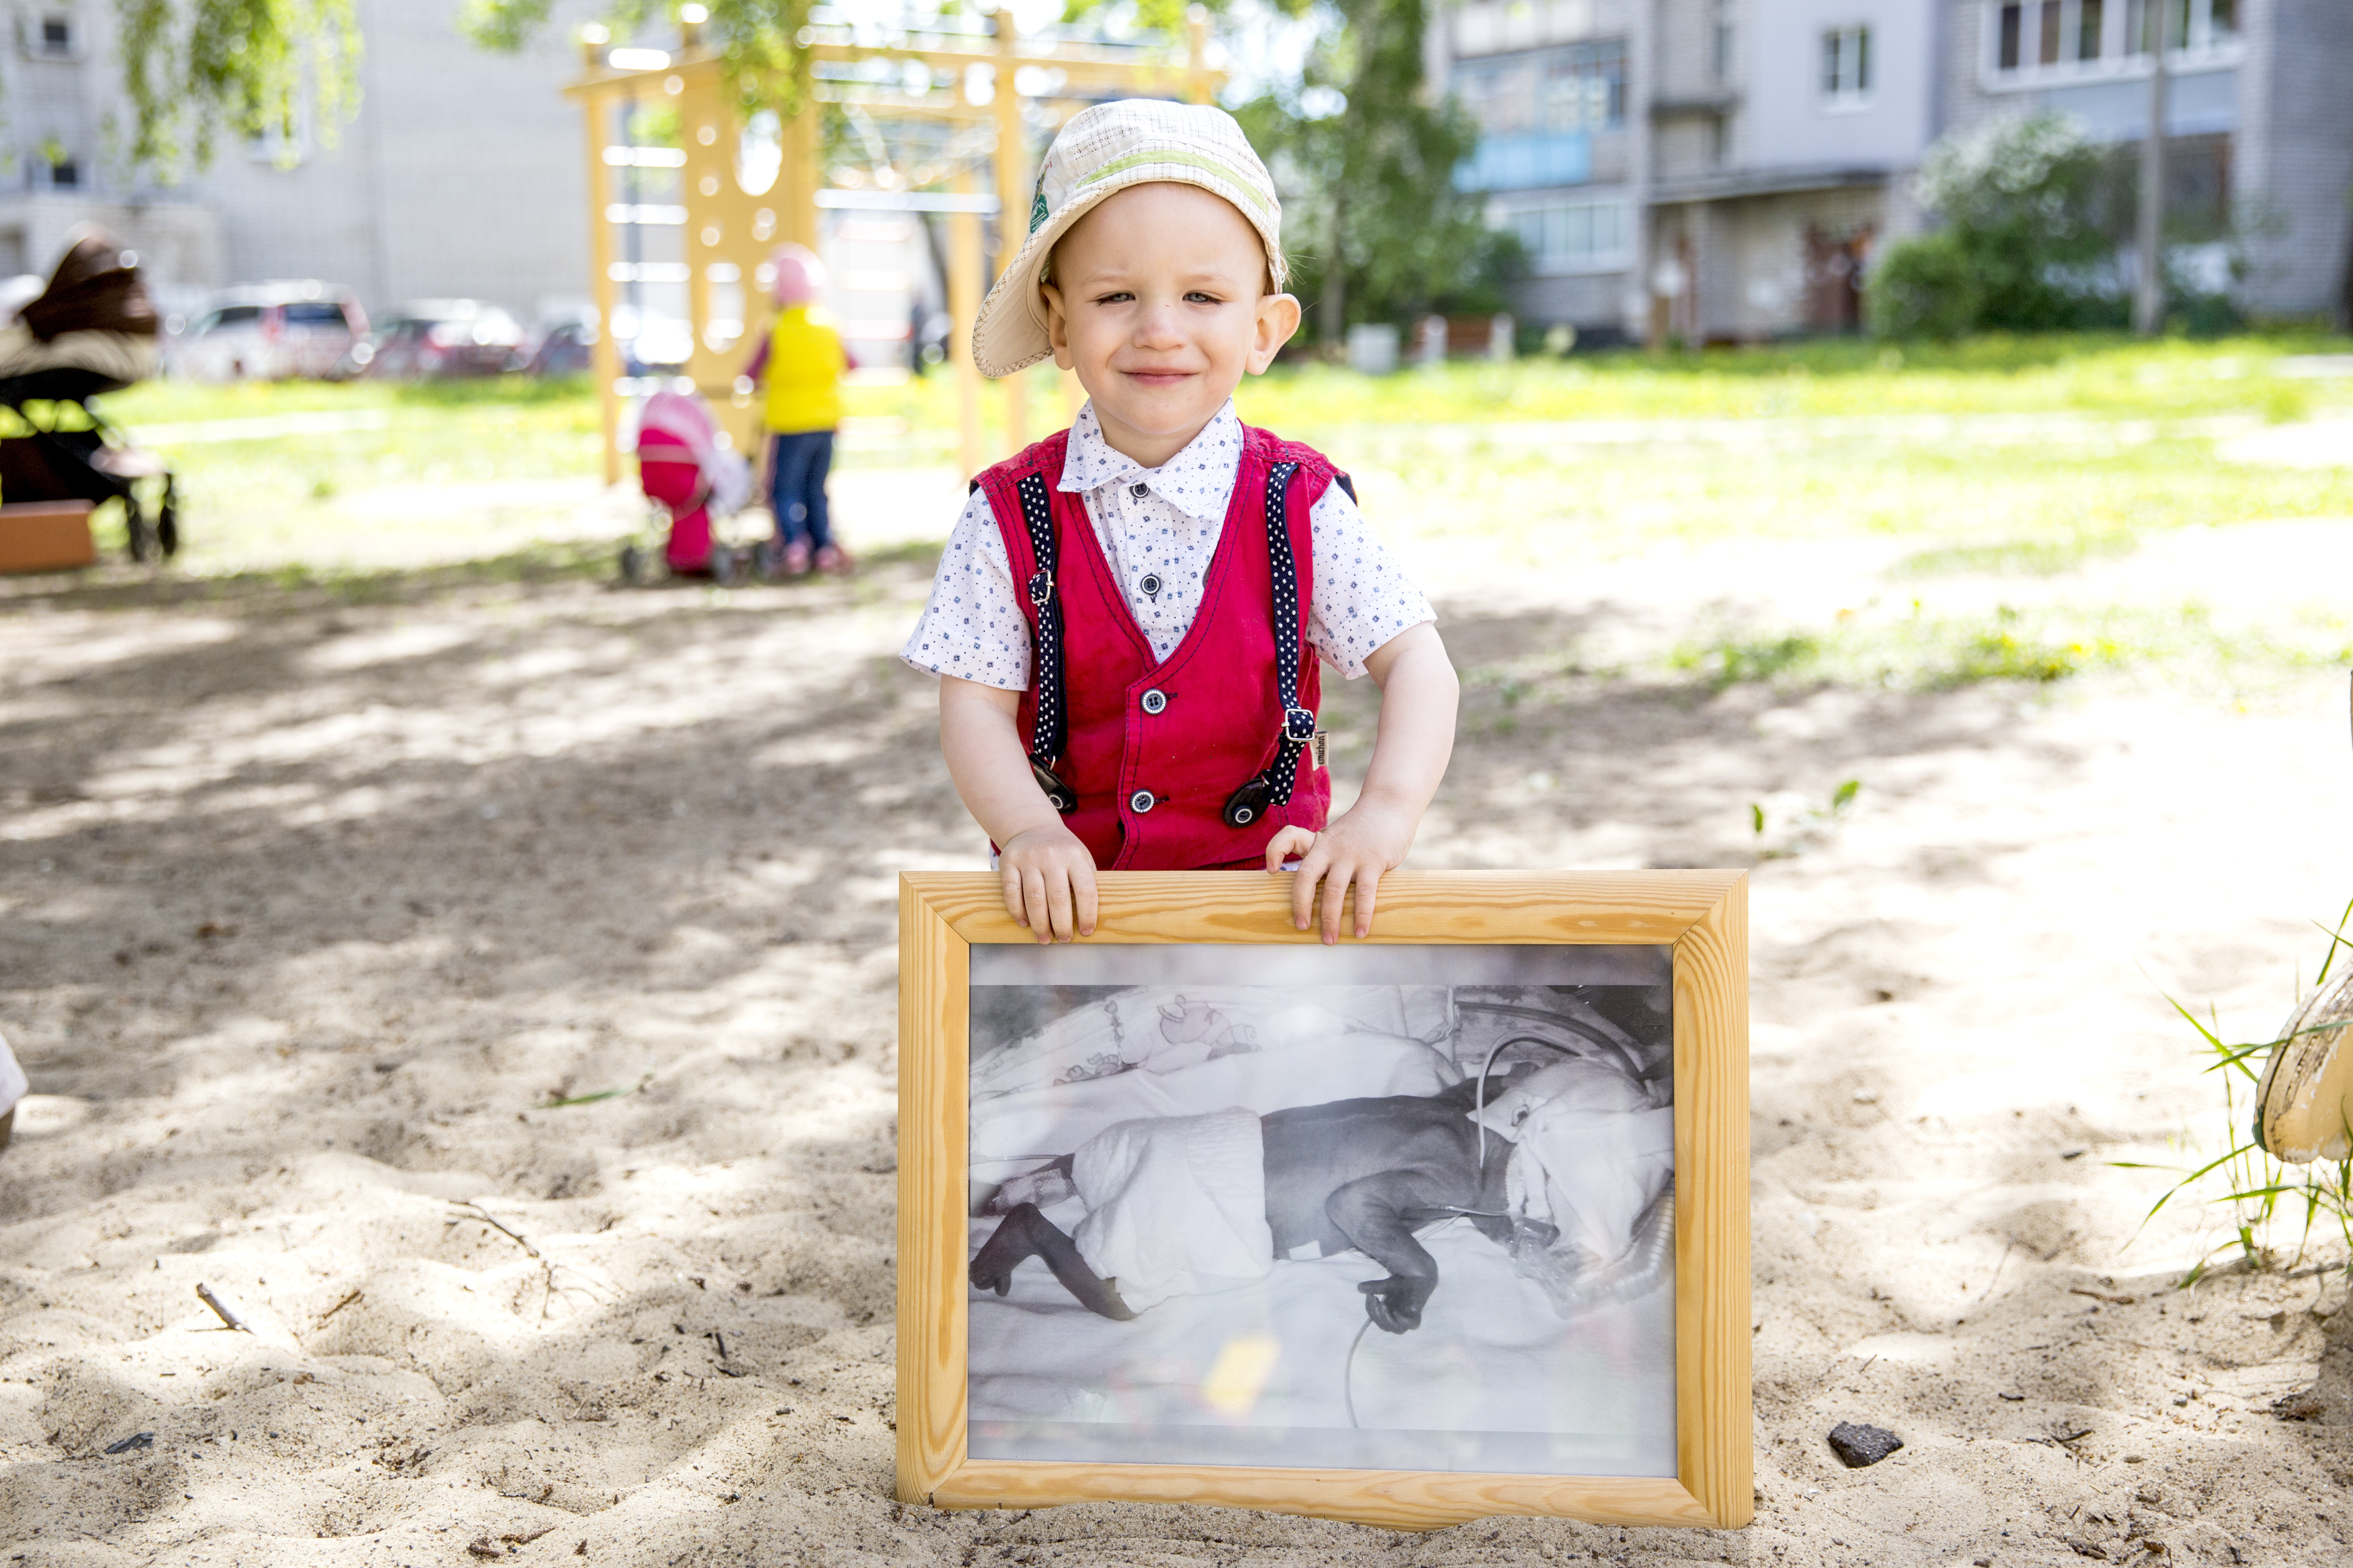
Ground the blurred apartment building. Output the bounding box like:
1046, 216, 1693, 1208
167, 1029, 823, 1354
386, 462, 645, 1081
0, 0, 591, 318
1433, 0, 2353, 342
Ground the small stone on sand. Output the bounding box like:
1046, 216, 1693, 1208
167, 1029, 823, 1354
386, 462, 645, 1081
1828, 1420, 1903, 1467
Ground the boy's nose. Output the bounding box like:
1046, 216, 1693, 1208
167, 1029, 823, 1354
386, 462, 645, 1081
1132, 305, 1186, 348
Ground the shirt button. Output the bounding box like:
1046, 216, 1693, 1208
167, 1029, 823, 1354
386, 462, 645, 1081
1140, 688, 1167, 714
1129, 482, 1150, 498
1139, 573, 1162, 598
1128, 789, 1156, 814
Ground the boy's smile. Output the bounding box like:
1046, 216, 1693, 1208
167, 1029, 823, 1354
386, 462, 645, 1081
1041, 182, 1300, 470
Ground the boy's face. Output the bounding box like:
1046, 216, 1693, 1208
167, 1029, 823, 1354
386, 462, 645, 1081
1040, 182, 1301, 466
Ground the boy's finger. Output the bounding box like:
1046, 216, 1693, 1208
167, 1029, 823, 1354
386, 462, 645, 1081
1073, 860, 1099, 938
1044, 871, 1077, 944
1263, 827, 1313, 873
1353, 865, 1382, 939
1291, 845, 1327, 932
1020, 868, 1053, 944
1002, 862, 1028, 927
1320, 862, 1354, 945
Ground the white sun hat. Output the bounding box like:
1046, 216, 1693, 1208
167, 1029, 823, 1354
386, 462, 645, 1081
971, 98, 1286, 379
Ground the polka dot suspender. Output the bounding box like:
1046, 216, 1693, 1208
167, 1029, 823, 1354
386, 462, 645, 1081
1219, 461, 1316, 830
1014, 471, 1079, 814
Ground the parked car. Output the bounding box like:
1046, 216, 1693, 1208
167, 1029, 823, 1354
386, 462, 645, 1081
168, 283, 368, 380
526, 317, 596, 376
340, 300, 527, 379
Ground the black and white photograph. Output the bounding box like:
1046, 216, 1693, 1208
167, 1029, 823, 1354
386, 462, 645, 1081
965, 944, 1678, 1476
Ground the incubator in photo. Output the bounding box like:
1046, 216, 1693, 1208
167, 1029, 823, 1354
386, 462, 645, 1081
964, 943, 1676, 1476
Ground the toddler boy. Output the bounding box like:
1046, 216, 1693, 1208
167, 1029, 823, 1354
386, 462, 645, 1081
901, 101, 1457, 944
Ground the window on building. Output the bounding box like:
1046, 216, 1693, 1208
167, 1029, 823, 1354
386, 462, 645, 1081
1822, 26, 1872, 103
1711, 0, 1735, 80
1994, 0, 2237, 79
38, 16, 71, 56
48, 157, 77, 187
2074, 0, 2104, 59
1453, 40, 1628, 142
1501, 199, 1632, 274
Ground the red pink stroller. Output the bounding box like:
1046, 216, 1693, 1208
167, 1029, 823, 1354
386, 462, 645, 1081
619, 388, 754, 584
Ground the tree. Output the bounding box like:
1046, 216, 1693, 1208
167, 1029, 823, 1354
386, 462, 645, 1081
113, 0, 363, 178
1867, 112, 2117, 338
461, 1, 817, 119
1231, 0, 1519, 343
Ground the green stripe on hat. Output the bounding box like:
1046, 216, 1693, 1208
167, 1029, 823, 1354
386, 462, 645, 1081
1069, 150, 1273, 216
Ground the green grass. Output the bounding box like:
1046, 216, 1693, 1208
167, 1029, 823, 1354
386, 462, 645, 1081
51, 335, 2353, 702
1669, 601, 2353, 694
1891, 530, 2142, 577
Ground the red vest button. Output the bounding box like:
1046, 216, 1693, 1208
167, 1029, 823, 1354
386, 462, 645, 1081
1128, 790, 1156, 813
1140, 688, 1168, 714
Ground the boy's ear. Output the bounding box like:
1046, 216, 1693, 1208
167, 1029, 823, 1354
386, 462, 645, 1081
1247, 292, 1302, 375
1041, 282, 1074, 371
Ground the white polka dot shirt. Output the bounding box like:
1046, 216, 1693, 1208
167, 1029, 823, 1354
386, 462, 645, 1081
900, 401, 1435, 690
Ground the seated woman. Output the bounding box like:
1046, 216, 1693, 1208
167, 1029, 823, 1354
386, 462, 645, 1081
0, 227, 159, 389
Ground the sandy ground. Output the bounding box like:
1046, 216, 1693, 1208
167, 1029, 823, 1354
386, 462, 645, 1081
7, 475, 2353, 1567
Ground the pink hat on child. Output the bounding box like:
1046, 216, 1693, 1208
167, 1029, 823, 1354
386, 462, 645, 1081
769, 244, 825, 308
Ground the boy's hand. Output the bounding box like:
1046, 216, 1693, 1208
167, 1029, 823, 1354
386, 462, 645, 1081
1264, 803, 1414, 945
1258, 621, 1459, 945
999, 822, 1098, 943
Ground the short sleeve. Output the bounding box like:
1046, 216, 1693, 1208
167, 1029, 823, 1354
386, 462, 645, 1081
1304, 479, 1435, 680
899, 488, 1033, 690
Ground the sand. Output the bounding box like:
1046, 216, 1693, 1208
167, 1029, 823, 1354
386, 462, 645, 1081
6, 480, 2353, 1566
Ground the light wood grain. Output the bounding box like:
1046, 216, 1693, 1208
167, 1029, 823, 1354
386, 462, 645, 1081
1670, 877, 1753, 1529
895, 870, 1753, 1529
903, 869, 1743, 946
932, 1462, 1716, 1531
896, 878, 970, 1502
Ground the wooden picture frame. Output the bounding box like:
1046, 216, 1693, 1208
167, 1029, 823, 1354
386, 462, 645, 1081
897, 870, 1750, 1532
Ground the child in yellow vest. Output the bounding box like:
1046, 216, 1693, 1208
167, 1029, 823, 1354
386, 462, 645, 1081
744, 244, 851, 576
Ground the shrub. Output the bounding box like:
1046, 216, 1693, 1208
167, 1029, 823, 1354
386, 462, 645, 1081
1872, 113, 2121, 338
1866, 231, 1982, 340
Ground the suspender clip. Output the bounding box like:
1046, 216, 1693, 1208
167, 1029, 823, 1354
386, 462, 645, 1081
1282, 706, 1317, 743
1026, 570, 1053, 609
1222, 776, 1273, 829
1030, 758, 1079, 815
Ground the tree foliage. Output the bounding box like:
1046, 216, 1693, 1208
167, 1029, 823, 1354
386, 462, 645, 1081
1231, 0, 1519, 341
114, 0, 362, 178
1868, 113, 2118, 338
462, 0, 817, 118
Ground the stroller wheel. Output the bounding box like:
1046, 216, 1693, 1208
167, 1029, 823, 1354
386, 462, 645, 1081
752, 537, 783, 580
157, 501, 179, 559
125, 503, 153, 564
619, 543, 647, 585
709, 546, 741, 587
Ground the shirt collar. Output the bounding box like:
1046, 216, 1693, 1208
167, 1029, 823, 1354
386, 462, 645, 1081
1060, 400, 1243, 524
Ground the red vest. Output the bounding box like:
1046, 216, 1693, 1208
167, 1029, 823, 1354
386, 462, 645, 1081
976, 423, 1341, 871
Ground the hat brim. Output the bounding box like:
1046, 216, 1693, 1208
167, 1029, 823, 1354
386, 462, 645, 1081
969, 161, 1286, 380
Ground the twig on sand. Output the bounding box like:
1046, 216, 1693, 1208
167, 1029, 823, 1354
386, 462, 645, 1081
196, 1282, 253, 1333
2070, 1286, 2136, 1306
455, 1201, 542, 1260
1976, 1241, 2016, 1305
315, 1288, 363, 1325
535, 1076, 650, 1110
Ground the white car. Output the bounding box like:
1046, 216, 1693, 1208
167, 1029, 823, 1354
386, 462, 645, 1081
169, 283, 369, 380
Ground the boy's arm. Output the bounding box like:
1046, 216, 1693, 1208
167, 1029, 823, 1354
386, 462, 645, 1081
1264, 620, 1457, 944
938, 676, 1097, 943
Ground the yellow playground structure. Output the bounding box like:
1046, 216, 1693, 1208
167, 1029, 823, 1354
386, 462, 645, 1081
565, 8, 1219, 485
